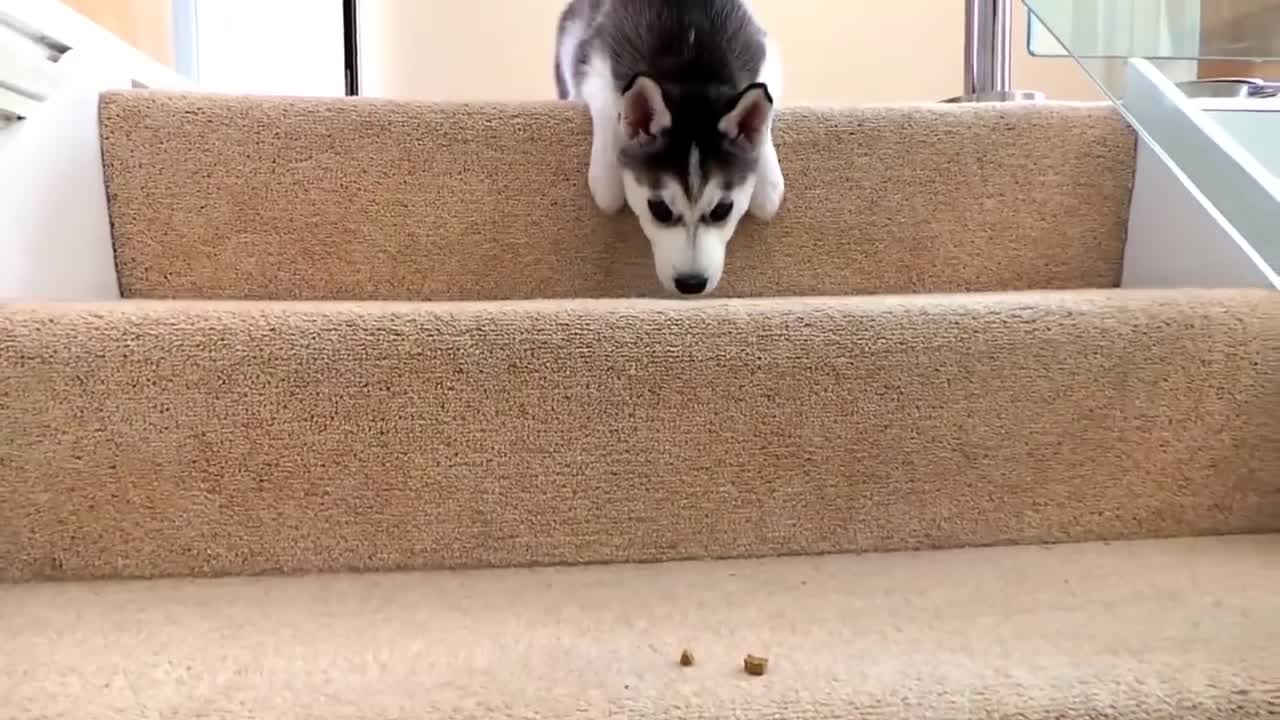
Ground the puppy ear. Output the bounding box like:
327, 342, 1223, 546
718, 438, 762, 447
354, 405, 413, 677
620, 74, 672, 141
718, 82, 773, 149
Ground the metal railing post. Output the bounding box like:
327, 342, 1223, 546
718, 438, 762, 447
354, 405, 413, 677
964, 0, 1012, 97
944, 0, 1043, 103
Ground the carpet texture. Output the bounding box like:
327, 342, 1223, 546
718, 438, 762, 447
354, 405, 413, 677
2, 289, 1276, 582
97, 91, 1136, 301
3, 535, 1278, 719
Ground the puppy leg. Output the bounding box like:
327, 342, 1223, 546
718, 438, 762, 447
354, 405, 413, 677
587, 104, 626, 213
579, 55, 626, 214
749, 34, 785, 221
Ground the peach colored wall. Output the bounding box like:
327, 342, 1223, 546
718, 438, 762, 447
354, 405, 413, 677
358, 0, 1103, 103
62, 0, 174, 66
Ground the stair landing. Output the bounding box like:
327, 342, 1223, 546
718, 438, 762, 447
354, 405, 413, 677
4, 535, 1277, 719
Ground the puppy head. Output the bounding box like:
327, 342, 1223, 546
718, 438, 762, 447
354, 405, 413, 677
616, 75, 774, 297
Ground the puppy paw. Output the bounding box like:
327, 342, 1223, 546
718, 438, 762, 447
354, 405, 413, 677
749, 173, 784, 221
588, 162, 626, 214
749, 140, 785, 221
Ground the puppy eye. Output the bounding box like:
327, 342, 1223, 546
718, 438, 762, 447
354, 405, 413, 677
706, 199, 733, 223
647, 198, 677, 224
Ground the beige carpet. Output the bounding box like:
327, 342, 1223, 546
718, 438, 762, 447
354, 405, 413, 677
2, 289, 1276, 582
3, 535, 1277, 719
97, 91, 1136, 301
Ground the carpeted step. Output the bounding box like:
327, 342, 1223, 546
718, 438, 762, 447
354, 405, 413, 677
2, 289, 1275, 582
97, 90, 1136, 301
2, 535, 1277, 719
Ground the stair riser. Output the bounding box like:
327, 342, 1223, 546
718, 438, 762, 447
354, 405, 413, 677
98, 92, 1136, 301
2, 291, 1276, 581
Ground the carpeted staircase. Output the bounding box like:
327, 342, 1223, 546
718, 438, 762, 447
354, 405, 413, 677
1, 90, 1277, 718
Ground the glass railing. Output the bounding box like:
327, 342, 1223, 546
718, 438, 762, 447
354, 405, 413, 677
1026, 0, 1280, 60
1023, 0, 1280, 275
1025, 0, 1280, 102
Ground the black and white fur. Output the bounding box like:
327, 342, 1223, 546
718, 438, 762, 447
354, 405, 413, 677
555, 0, 784, 296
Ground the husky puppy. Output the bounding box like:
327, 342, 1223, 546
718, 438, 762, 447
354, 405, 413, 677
555, 0, 784, 296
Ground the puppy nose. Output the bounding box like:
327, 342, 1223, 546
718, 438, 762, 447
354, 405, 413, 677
673, 273, 708, 295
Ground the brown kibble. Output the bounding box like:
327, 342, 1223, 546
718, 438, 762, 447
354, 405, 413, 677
679, 649, 695, 667
743, 654, 768, 676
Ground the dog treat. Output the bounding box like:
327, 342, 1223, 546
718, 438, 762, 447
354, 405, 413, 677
679, 649, 695, 667
743, 654, 768, 676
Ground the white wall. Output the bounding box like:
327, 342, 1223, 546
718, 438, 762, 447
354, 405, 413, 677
1209, 108, 1280, 181
190, 0, 345, 96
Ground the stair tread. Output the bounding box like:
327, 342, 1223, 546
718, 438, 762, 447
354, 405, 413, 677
3, 288, 1277, 582
3, 535, 1278, 719
97, 90, 1136, 301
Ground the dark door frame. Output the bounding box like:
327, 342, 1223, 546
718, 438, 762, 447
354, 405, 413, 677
342, 0, 359, 95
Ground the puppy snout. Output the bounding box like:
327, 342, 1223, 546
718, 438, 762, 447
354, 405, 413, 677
673, 273, 709, 295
